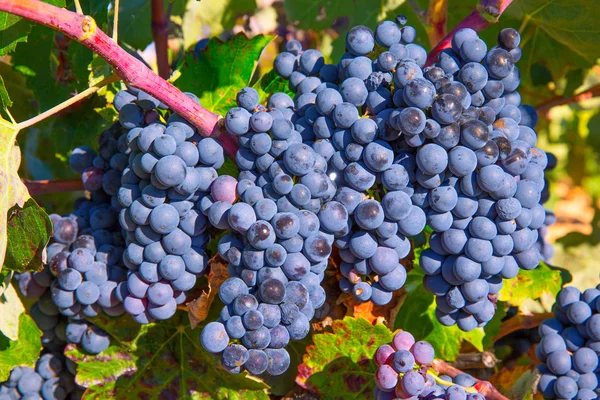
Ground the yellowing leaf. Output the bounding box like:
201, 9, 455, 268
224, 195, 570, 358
0, 282, 25, 340
499, 262, 564, 306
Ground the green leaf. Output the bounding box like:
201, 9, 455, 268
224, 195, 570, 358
175, 34, 275, 116
0, 282, 25, 340
0, 75, 13, 112
65, 312, 269, 399
182, 0, 258, 50
394, 269, 484, 361
482, 301, 506, 350
0, 0, 65, 56
252, 69, 294, 104
499, 262, 564, 306
0, 117, 30, 272
499, 368, 539, 400
0, 269, 11, 296
296, 317, 393, 398
217, 156, 239, 178
0, 311, 42, 381
11, 24, 92, 111
506, 0, 600, 64
0, 62, 35, 123
4, 198, 52, 273
117, 0, 187, 51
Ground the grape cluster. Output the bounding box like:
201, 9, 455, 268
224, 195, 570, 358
201, 84, 346, 375
271, 21, 433, 305
374, 330, 487, 399
113, 89, 225, 324
0, 353, 82, 400
536, 285, 600, 399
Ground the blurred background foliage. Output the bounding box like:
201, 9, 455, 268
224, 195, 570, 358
4, 0, 600, 304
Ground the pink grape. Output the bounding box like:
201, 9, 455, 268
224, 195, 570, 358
211, 175, 238, 204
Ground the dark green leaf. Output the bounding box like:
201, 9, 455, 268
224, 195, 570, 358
296, 317, 393, 399
0, 62, 35, 123
4, 198, 52, 273
218, 156, 239, 178
11, 24, 92, 111
0, 0, 65, 56
483, 301, 506, 349
175, 34, 275, 116
0, 75, 12, 112
394, 269, 484, 361
65, 312, 268, 399
117, 0, 187, 50
563, 69, 584, 97
0, 312, 42, 381
530, 64, 552, 86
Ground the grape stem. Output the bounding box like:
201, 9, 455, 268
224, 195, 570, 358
151, 0, 170, 79
112, 0, 120, 42
16, 74, 120, 130
425, 0, 514, 66
536, 83, 600, 116
493, 311, 554, 341
23, 179, 84, 196
0, 0, 222, 138
431, 359, 510, 400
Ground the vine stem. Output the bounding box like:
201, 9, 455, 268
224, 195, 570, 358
493, 312, 554, 341
0, 0, 222, 138
112, 0, 120, 42
536, 84, 600, 115
151, 0, 170, 79
16, 75, 120, 130
431, 359, 510, 400
425, 0, 514, 66
23, 179, 84, 196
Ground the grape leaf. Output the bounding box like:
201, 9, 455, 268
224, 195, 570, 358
0, 282, 25, 340
0, 0, 65, 55
0, 75, 12, 112
498, 262, 563, 306
0, 311, 42, 381
187, 256, 228, 329
393, 268, 485, 361
175, 34, 275, 117
0, 269, 11, 296
0, 62, 35, 123
117, 0, 187, 51
182, 0, 257, 50
253, 69, 294, 105
65, 312, 269, 399
0, 118, 30, 272
296, 317, 393, 399
489, 365, 539, 400
4, 198, 52, 273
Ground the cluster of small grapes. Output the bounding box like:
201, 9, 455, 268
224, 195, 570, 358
113, 89, 225, 324
271, 21, 432, 305
201, 86, 346, 376
374, 331, 487, 399
414, 28, 552, 331
536, 285, 600, 399
0, 353, 82, 400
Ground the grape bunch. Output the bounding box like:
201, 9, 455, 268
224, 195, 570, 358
0, 353, 82, 400
200, 85, 345, 375
113, 89, 225, 324
271, 21, 433, 305
16, 123, 130, 326
536, 285, 600, 399
374, 330, 487, 399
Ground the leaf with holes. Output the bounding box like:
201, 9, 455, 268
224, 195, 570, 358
394, 269, 485, 361
66, 312, 268, 399
175, 34, 275, 116
499, 262, 564, 306
0, 311, 42, 381
296, 317, 393, 399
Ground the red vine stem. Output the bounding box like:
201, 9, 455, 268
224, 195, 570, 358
425, 0, 514, 66
23, 179, 84, 196
424, 0, 448, 49
431, 359, 509, 400
151, 0, 170, 79
0, 0, 222, 138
